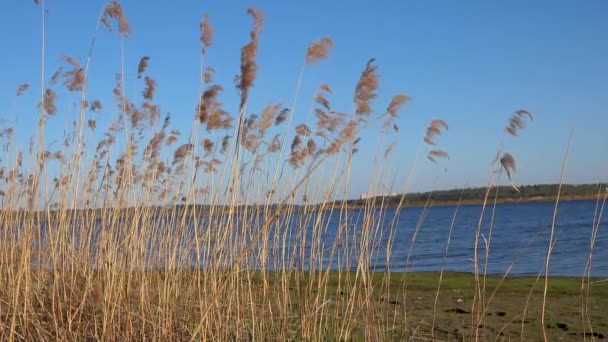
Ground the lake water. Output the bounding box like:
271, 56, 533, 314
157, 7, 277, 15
26, 199, 608, 277
382, 200, 607, 276
260, 200, 607, 277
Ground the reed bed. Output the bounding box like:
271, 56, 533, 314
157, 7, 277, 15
0, 2, 606, 341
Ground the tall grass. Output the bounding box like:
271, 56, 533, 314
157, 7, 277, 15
0, 2, 605, 341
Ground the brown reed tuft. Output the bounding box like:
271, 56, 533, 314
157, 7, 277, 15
506, 109, 533, 136
245, 114, 259, 130
319, 83, 332, 93
62, 55, 85, 92
295, 124, 311, 136
166, 135, 177, 146
427, 149, 449, 164
306, 36, 334, 64
144, 132, 165, 160
143, 76, 157, 100
203, 67, 215, 84
200, 13, 214, 54
40, 88, 57, 116
49, 67, 63, 87
142, 102, 160, 127
54, 175, 71, 187
275, 108, 288, 126
137, 56, 150, 78
221, 135, 231, 154
241, 132, 260, 152
236, 7, 264, 110
205, 109, 233, 131
314, 92, 331, 110
88, 119, 96, 132
260, 102, 282, 135
354, 59, 379, 115
267, 134, 281, 153
16, 83, 30, 96
101, 1, 131, 36
90, 99, 102, 112
500, 152, 516, 180
173, 144, 194, 165
424, 119, 448, 145
202, 138, 214, 156
315, 109, 345, 133
387, 94, 410, 117
197, 85, 222, 120
291, 135, 302, 152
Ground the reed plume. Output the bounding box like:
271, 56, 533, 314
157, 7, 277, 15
173, 143, 194, 165
387, 94, 410, 117
306, 36, 334, 64
506, 109, 533, 136
88, 119, 96, 132
203, 67, 215, 84
49, 67, 63, 87
16, 83, 30, 96
354, 59, 379, 115
500, 152, 516, 181
137, 56, 150, 78
202, 138, 214, 156
274, 108, 288, 125
320, 83, 332, 93
143, 76, 157, 100
101, 1, 131, 36
424, 119, 449, 163
260, 102, 282, 135
428, 149, 449, 163
424, 119, 448, 145
200, 13, 214, 54
236, 7, 264, 110
62, 55, 85, 92
295, 124, 312, 136
40, 88, 57, 116
221, 135, 231, 154
90, 99, 102, 112
267, 134, 281, 152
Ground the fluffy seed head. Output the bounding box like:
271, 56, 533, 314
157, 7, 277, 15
500, 152, 516, 180
62, 55, 85, 92
16, 84, 30, 96
506, 109, 533, 136
306, 36, 334, 64
101, 1, 131, 36
200, 13, 214, 54
40, 89, 57, 116
137, 56, 150, 78
143, 76, 156, 100
260, 102, 282, 135
387, 94, 410, 117
354, 59, 379, 115
90, 99, 102, 112
236, 7, 264, 110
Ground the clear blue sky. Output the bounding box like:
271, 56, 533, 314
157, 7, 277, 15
1, 1, 607, 197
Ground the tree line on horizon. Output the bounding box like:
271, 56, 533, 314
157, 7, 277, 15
343, 183, 606, 206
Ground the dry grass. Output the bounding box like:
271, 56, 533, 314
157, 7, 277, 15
0, 2, 605, 341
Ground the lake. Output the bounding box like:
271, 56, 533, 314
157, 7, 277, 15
26, 199, 608, 277
258, 199, 607, 277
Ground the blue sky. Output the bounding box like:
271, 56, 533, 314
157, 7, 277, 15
1, 0, 607, 197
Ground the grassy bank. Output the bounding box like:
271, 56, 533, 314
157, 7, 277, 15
2, 269, 606, 340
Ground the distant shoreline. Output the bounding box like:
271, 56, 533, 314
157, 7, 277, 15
324, 194, 602, 210
2, 184, 605, 217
